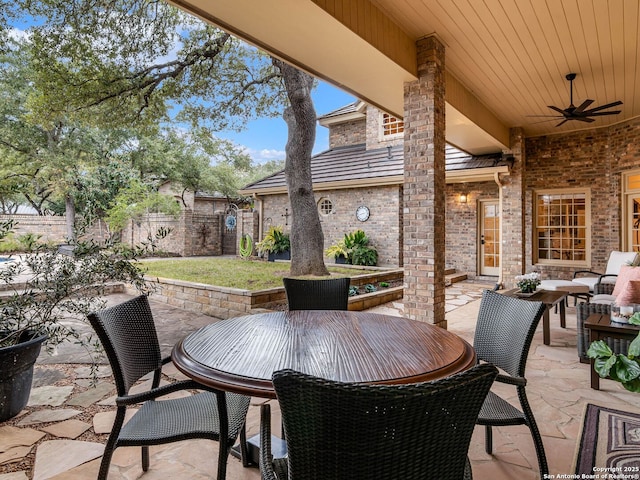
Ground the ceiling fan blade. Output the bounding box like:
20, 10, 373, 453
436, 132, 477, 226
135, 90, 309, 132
525, 115, 564, 118
548, 105, 567, 115
583, 100, 623, 113
556, 119, 569, 127
573, 117, 595, 123
584, 110, 622, 117
573, 99, 594, 113
530, 118, 564, 125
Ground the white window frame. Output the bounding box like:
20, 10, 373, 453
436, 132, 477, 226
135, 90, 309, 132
317, 197, 334, 216
622, 169, 640, 252
534, 188, 590, 267
379, 113, 404, 140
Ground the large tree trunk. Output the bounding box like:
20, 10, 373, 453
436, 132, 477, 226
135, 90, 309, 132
65, 194, 76, 241
273, 59, 329, 277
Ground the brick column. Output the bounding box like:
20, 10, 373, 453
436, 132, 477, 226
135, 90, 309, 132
403, 36, 446, 328
500, 127, 526, 288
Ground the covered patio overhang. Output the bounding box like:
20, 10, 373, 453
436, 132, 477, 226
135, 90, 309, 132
168, 0, 511, 155
166, 0, 640, 326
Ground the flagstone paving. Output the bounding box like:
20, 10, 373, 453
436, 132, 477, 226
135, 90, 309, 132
1, 281, 639, 479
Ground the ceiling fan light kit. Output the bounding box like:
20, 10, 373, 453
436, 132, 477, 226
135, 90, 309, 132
529, 73, 622, 127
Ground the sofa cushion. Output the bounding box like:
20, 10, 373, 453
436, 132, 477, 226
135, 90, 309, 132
611, 265, 640, 297
616, 280, 640, 305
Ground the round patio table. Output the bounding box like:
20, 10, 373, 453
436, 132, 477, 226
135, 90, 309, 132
172, 310, 476, 399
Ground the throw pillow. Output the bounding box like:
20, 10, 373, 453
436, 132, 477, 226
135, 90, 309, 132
611, 265, 640, 297
616, 280, 640, 305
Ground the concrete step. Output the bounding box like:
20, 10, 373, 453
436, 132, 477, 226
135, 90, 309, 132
445, 271, 467, 286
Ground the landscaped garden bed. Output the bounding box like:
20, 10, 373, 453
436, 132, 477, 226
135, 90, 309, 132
132, 257, 403, 318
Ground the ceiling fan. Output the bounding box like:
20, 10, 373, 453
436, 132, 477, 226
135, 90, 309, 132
529, 73, 622, 127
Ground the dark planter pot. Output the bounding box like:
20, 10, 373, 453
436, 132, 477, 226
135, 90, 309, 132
0, 331, 47, 422
268, 250, 291, 262
334, 255, 348, 264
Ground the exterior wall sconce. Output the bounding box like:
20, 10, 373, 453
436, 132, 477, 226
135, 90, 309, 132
459, 193, 468, 203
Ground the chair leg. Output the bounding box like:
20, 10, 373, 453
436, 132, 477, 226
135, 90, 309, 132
239, 423, 250, 467
98, 409, 126, 480
142, 446, 149, 472
519, 389, 549, 477
484, 425, 493, 455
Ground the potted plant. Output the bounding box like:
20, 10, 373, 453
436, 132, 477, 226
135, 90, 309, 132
325, 240, 349, 264
587, 316, 640, 392
327, 229, 378, 266
256, 226, 291, 262
0, 220, 149, 421
515, 272, 541, 293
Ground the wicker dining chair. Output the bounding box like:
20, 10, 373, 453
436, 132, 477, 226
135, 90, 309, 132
260, 364, 498, 480
473, 289, 548, 477
87, 295, 251, 480
283, 277, 350, 310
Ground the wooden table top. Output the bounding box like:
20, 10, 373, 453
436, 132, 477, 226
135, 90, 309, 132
502, 288, 567, 305
172, 310, 476, 399
585, 313, 640, 334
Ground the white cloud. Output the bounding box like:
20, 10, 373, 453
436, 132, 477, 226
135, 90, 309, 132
239, 147, 285, 163
8, 27, 30, 42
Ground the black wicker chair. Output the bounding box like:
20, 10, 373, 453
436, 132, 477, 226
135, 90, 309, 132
474, 289, 548, 477
283, 277, 350, 310
87, 295, 250, 480
259, 364, 498, 480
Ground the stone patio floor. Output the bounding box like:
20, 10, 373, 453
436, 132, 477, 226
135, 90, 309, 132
1, 281, 639, 479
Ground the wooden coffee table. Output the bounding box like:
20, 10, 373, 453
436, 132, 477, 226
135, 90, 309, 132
503, 289, 568, 346
584, 313, 640, 390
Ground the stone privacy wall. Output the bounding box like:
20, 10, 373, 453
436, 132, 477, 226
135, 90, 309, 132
120, 211, 224, 256
256, 186, 402, 267
0, 214, 110, 244
523, 118, 640, 280
328, 118, 366, 149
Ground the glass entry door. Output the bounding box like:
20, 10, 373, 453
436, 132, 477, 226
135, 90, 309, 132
479, 200, 500, 276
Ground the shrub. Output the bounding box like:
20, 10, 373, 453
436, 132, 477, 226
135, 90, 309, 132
326, 229, 378, 266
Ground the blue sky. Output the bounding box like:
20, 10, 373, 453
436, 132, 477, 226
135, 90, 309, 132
225, 81, 356, 163
8, 13, 357, 164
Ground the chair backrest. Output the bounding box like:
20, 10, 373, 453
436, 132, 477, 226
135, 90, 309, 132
87, 295, 162, 395
605, 251, 639, 275
272, 364, 498, 480
473, 289, 545, 379
283, 277, 350, 311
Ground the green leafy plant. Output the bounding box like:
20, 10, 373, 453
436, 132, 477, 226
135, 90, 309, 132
379, 281, 389, 288
351, 245, 378, 266
256, 226, 290, 255
348, 286, 359, 297
364, 283, 377, 293
324, 241, 348, 260
587, 316, 640, 392
17, 233, 42, 252
326, 229, 378, 266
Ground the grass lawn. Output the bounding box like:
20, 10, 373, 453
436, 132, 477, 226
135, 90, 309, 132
139, 257, 377, 290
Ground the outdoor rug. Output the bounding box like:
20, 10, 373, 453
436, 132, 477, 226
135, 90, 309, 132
575, 403, 640, 473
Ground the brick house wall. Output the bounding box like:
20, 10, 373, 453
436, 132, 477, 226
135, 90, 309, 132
258, 185, 402, 267
445, 181, 499, 278
523, 116, 640, 280
365, 105, 404, 150
328, 118, 366, 149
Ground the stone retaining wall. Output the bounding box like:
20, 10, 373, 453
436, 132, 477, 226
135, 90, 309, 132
129, 268, 403, 319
